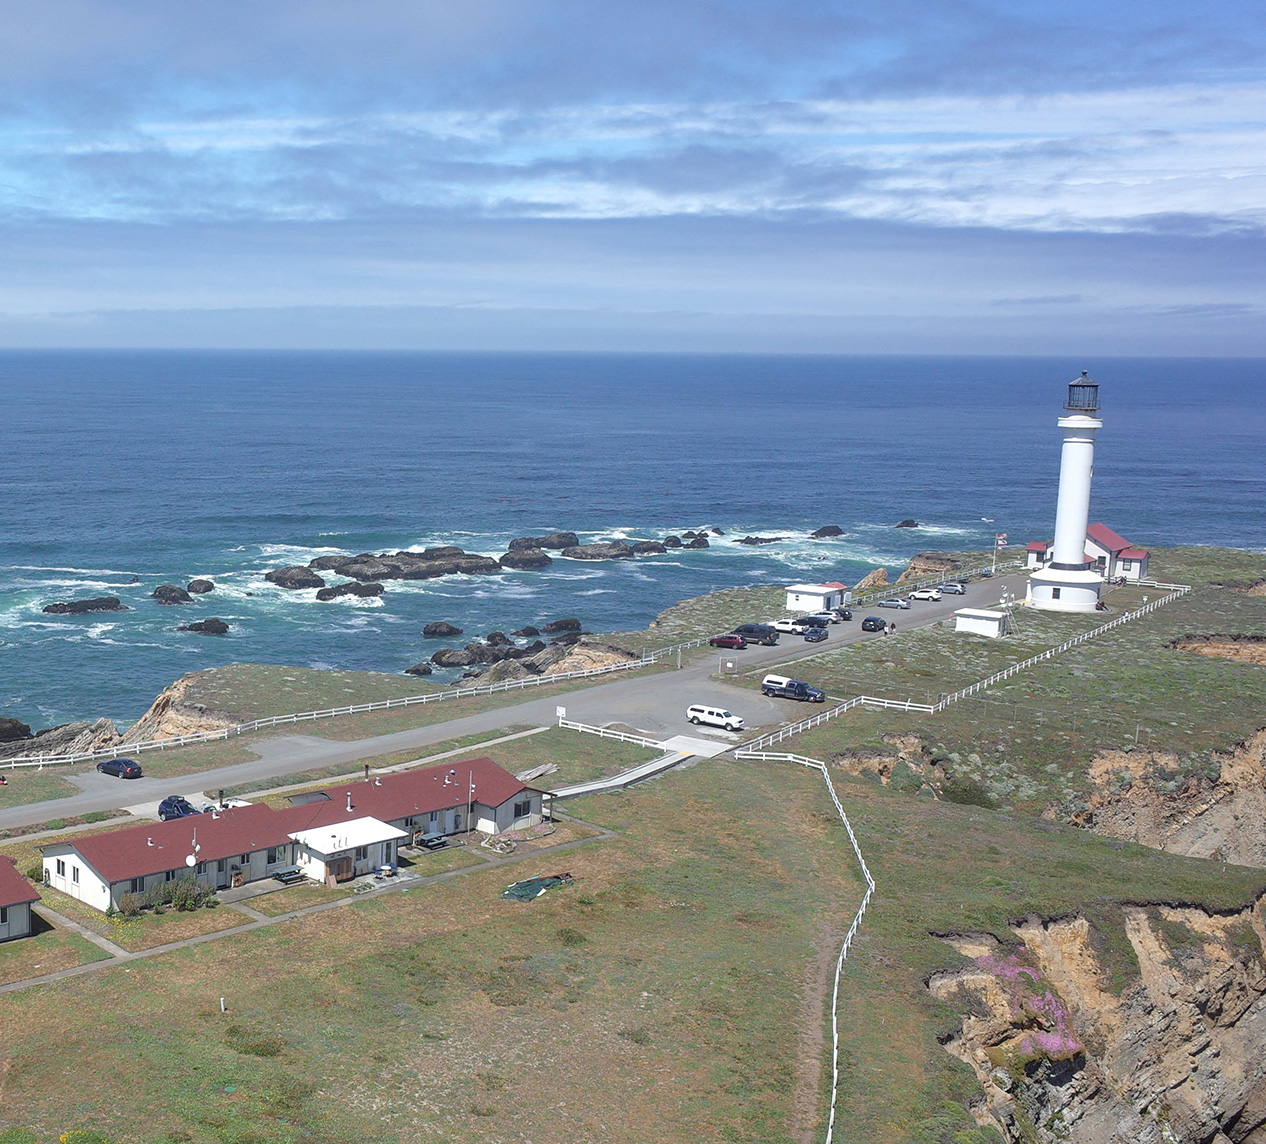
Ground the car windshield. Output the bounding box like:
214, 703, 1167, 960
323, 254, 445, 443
721, 712, 734, 719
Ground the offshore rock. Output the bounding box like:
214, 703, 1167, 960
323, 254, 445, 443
422, 621, 463, 639
895, 518, 919, 528
631, 540, 667, 555
542, 617, 582, 634
43, 596, 129, 615
511, 626, 540, 638
684, 536, 710, 549
265, 567, 325, 590
485, 631, 514, 647
186, 579, 215, 594
304, 548, 501, 582
499, 548, 553, 570
430, 647, 481, 668
315, 582, 384, 602
561, 541, 635, 560
177, 618, 230, 635
403, 662, 434, 676
662, 535, 682, 548
737, 535, 785, 546
152, 584, 194, 605
811, 525, 845, 538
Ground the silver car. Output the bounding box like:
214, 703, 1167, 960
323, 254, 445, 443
877, 598, 911, 609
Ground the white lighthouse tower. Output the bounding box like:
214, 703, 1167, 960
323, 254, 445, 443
1028, 372, 1104, 612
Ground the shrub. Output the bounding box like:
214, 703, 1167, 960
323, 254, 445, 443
82, 811, 109, 823
117, 893, 143, 918
557, 927, 587, 947
45, 819, 67, 831
25, 865, 42, 882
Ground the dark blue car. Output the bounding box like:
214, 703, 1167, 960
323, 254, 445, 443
96, 758, 143, 779
803, 627, 829, 642
158, 795, 201, 821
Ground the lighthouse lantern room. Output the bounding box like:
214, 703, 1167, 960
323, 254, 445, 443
1027, 372, 1105, 613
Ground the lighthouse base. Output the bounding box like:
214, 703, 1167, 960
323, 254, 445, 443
1026, 566, 1103, 613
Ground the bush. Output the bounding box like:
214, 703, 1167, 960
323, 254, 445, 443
25, 865, 43, 882
81, 811, 109, 823
117, 893, 143, 918
45, 819, 67, 831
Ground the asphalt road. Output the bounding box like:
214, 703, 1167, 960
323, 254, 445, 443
0, 572, 1027, 832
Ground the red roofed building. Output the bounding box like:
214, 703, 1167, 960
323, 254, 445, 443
1025, 541, 1051, 570
42, 757, 542, 912
1084, 523, 1149, 580
0, 855, 40, 941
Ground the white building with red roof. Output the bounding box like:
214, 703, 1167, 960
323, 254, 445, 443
1084, 523, 1150, 581
0, 855, 41, 941
784, 582, 851, 612
41, 756, 542, 912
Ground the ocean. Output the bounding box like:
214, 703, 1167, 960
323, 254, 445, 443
1, 350, 1262, 731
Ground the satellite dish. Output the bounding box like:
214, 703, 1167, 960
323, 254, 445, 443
185, 854, 197, 867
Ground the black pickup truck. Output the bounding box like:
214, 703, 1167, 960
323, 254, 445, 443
761, 674, 826, 702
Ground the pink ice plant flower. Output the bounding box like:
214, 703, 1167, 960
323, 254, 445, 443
977, 952, 1082, 1061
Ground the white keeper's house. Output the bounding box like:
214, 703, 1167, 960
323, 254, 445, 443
0, 855, 40, 942
784, 582, 850, 612
42, 757, 543, 913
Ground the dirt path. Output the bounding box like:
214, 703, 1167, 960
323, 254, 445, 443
791, 915, 849, 1144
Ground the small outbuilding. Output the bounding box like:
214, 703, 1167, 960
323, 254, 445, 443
785, 582, 851, 612
0, 855, 41, 942
289, 817, 408, 885
1117, 547, 1150, 581
1025, 541, 1051, 569
954, 608, 1011, 639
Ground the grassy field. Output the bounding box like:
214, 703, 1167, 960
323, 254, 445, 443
0, 771, 81, 809
36, 884, 247, 952
0, 918, 110, 986
606, 584, 789, 652
1, 754, 1260, 1144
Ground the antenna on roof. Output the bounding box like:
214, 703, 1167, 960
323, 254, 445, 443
147, 837, 154, 847
346, 792, 354, 813
373, 777, 382, 786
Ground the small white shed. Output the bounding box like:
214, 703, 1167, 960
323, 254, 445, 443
785, 582, 850, 612
289, 817, 408, 885
954, 608, 1011, 638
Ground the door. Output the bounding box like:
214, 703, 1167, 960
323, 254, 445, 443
327, 857, 354, 883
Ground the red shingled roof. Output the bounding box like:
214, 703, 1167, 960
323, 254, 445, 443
50, 757, 528, 886
822, 582, 847, 590
65, 802, 294, 885
0, 854, 41, 908
1120, 548, 1149, 560
1086, 523, 1132, 553
1026, 541, 1049, 552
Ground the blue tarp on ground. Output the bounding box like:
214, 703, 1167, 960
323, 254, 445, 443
501, 873, 574, 901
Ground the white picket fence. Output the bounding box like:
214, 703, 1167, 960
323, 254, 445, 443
0, 634, 714, 771
554, 718, 663, 749
733, 750, 875, 1144
738, 583, 1192, 751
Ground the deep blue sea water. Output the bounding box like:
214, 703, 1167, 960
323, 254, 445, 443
1, 351, 1262, 730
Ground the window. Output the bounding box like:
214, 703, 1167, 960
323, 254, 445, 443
72, 866, 80, 884
56, 859, 66, 877
130, 878, 144, 893
1122, 559, 1134, 571
217, 859, 226, 873
354, 846, 369, 861
267, 847, 280, 865
1052, 588, 1061, 599
164, 870, 176, 882
0, 907, 8, 925
513, 800, 531, 818
240, 854, 250, 864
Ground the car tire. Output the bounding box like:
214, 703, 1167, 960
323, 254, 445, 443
762, 688, 773, 696
96, 763, 105, 773
725, 724, 736, 732
690, 716, 701, 724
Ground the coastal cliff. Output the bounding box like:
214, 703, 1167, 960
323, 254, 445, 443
121, 674, 242, 742
930, 901, 1266, 1142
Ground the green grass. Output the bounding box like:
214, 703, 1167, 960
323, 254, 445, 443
605, 584, 788, 652
0, 923, 111, 986
246, 883, 349, 916
0, 771, 80, 807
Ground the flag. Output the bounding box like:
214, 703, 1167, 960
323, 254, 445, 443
995, 532, 1009, 549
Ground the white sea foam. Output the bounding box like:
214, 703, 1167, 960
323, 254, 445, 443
576, 589, 617, 596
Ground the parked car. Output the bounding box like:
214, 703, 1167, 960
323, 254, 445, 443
804, 627, 829, 643
938, 582, 967, 595
807, 612, 840, 625
877, 598, 911, 609
860, 616, 887, 632
709, 633, 747, 649
731, 623, 779, 646
157, 795, 201, 821
686, 704, 745, 732
832, 607, 854, 621
908, 588, 943, 601
96, 758, 143, 779
761, 674, 826, 702
797, 615, 830, 628
770, 618, 809, 634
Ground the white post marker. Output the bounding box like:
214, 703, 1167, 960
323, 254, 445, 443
556, 706, 566, 723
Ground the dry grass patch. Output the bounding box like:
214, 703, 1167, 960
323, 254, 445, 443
247, 883, 349, 916
0, 919, 110, 985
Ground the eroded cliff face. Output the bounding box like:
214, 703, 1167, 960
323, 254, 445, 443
930, 902, 1266, 1143
121, 673, 241, 742
1063, 729, 1266, 868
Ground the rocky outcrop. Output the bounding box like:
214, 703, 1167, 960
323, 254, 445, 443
854, 567, 889, 592
43, 596, 129, 615
303, 548, 502, 582
561, 541, 635, 560
485, 631, 513, 647
542, 617, 582, 634
265, 567, 326, 590
811, 525, 845, 538
508, 532, 579, 551
663, 535, 682, 549
737, 535, 785, 546
1170, 634, 1266, 666
895, 518, 919, 528
684, 535, 710, 549
430, 647, 482, 668
423, 621, 463, 639
929, 901, 1266, 1143
0, 718, 121, 760
152, 584, 194, 605
898, 551, 963, 583
0, 718, 31, 742
403, 662, 433, 676
187, 579, 215, 594
499, 548, 553, 570
431, 637, 635, 682
121, 675, 240, 743
177, 618, 229, 635
631, 540, 666, 555
511, 626, 540, 638
315, 582, 384, 601
1061, 729, 1266, 868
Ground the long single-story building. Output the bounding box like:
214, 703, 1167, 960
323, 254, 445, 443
785, 582, 851, 612
42, 757, 543, 912
1085, 523, 1150, 581
0, 855, 40, 942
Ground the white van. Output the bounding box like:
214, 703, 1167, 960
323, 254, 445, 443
686, 704, 745, 732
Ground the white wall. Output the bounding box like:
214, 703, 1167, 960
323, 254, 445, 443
0, 901, 33, 942
42, 847, 112, 912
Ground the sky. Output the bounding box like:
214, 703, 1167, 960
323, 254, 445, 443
1, 1, 1264, 354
